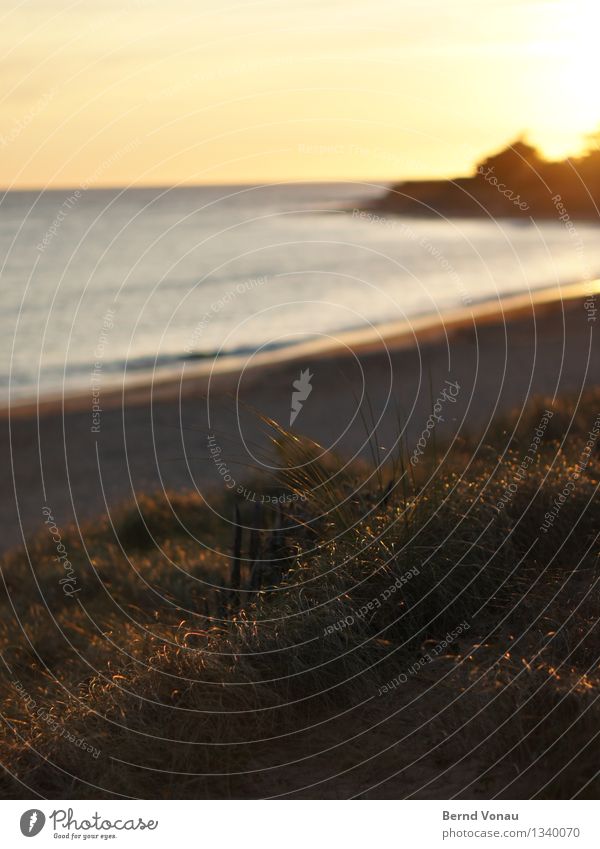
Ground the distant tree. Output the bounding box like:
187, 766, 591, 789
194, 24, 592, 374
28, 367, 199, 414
582, 127, 600, 155
475, 137, 544, 184
576, 127, 600, 200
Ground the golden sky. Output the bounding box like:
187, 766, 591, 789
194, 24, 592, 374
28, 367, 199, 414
1, 0, 598, 188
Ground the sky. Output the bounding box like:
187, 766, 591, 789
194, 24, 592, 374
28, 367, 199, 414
1, 0, 599, 188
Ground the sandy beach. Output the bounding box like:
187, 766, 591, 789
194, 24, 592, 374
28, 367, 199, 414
1, 282, 598, 552
5, 0, 600, 813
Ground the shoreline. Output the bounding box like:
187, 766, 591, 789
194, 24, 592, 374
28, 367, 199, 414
3, 280, 598, 420
1, 279, 598, 552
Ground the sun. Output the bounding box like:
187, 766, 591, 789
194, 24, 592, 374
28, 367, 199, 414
535, 0, 600, 159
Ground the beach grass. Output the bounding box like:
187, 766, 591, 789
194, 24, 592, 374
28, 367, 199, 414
0, 390, 598, 799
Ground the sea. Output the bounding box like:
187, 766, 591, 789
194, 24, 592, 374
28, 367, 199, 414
1, 182, 598, 402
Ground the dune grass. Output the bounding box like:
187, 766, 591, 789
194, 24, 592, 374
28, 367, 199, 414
0, 391, 598, 798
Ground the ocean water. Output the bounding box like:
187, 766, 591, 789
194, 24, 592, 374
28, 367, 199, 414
1, 182, 599, 402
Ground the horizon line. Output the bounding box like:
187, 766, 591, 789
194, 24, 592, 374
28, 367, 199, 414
0, 176, 406, 194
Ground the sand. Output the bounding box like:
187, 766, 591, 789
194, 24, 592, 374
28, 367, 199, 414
1, 281, 598, 552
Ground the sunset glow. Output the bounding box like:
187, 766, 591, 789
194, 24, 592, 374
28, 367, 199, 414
1, 0, 599, 189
